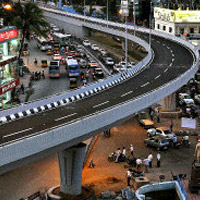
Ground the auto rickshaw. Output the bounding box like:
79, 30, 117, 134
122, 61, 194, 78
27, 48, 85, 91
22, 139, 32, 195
46, 49, 53, 55
41, 60, 48, 68
69, 78, 77, 89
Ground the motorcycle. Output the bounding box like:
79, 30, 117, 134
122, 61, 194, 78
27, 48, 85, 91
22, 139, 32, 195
181, 136, 191, 148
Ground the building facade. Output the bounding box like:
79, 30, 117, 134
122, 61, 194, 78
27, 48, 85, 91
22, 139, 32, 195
0, 26, 19, 107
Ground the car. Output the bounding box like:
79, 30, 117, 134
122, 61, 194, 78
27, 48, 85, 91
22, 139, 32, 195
104, 57, 114, 66
144, 136, 170, 150
95, 68, 104, 78
91, 44, 99, 51
99, 49, 107, 56
179, 93, 194, 105
83, 40, 91, 47
194, 94, 200, 104
52, 54, 62, 61
77, 45, 83, 52
147, 127, 175, 139
119, 61, 127, 68
88, 60, 98, 68
113, 64, 125, 73
46, 49, 53, 55
66, 55, 73, 61
138, 112, 154, 129
79, 59, 87, 68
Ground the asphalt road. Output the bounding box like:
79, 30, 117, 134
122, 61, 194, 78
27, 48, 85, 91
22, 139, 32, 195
0, 34, 194, 144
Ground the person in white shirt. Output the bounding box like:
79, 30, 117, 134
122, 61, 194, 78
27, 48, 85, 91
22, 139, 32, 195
148, 153, 153, 168
126, 169, 132, 186
157, 152, 161, 167
130, 144, 134, 157
136, 158, 142, 171
122, 147, 127, 158
115, 148, 121, 163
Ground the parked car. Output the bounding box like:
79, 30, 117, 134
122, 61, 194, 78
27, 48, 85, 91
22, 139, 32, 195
144, 136, 170, 150
104, 57, 114, 66
179, 93, 194, 105
194, 94, 200, 104
113, 64, 125, 73
147, 127, 175, 139
95, 68, 104, 78
83, 40, 91, 47
91, 44, 99, 51
138, 112, 154, 129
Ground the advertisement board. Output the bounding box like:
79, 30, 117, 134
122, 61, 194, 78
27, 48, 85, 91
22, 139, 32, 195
0, 78, 20, 95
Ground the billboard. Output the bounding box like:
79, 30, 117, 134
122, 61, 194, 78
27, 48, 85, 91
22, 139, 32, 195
154, 7, 200, 23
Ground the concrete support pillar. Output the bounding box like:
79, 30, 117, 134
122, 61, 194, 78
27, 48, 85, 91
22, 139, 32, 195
159, 93, 176, 111
57, 143, 86, 195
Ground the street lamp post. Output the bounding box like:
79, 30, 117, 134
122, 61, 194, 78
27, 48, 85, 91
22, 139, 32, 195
107, 0, 108, 27
84, 0, 85, 22
149, 1, 152, 51
133, 0, 136, 36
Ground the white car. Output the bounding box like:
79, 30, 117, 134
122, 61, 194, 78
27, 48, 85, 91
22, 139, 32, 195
179, 93, 194, 105
113, 64, 125, 73
119, 61, 127, 68
99, 49, 107, 56
88, 61, 98, 68
104, 57, 114, 66
52, 54, 62, 61
91, 44, 99, 51
147, 127, 175, 139
83, 40, 91, 47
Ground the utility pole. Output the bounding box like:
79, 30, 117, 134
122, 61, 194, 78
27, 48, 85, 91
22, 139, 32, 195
107, 0, 108, 27
149, 1, 152, 52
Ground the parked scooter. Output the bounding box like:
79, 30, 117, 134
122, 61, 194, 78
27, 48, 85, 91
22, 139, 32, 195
181, 136, 191, 148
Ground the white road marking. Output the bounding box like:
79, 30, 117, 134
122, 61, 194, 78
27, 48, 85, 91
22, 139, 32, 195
172, 58, 175, 62
155, 75, 161, 79
167, 46, 170, 49
3, 128, 33, 138
169, 63, 173, 67
163, 43, 166, 46
172, 54, 174, 57
157, 41, 160, 44
164, 68, 169, 73
171, 50, 173, 53
121, 91, 133, 97
55, 113, 77, 121
141, 82, 150, 88
93, 101, 109, 108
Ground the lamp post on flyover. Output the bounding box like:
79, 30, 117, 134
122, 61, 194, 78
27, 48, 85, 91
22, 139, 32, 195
107, 0, 108, 27
83, 0, 85, 22
149, 0, 152, 51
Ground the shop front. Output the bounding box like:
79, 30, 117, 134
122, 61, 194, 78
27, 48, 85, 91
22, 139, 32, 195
0, 26, 19, 108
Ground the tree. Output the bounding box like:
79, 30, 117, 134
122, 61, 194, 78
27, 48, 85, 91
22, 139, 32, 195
9, 1, 48, 73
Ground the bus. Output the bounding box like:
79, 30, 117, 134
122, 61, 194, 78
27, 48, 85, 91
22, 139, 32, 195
49, 61, 60, 78
52, 32, 71, 47
36, 37, 52, 51
66, 59, 79, 77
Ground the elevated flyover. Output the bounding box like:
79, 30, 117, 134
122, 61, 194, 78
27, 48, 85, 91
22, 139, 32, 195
0, 7, 198, 176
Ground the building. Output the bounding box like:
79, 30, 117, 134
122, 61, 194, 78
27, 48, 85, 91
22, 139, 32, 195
154, 7, 200, 38
0, 26, 19, 108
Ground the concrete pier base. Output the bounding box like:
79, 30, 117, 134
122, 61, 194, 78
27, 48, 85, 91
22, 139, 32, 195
58, 143, 86, 195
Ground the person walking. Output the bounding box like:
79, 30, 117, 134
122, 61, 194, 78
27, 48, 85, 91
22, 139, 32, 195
148, 153, 153, 168
136, 158, 142, 172
170, 119, 173, 132
34, 58, 37, 66
42, 70, 45, 79
115, 148, 121, 163
157, 152, 161, 167
157, 110, 160, 123
126, 169, 132, 186
143, 158, 150, 173
122, 147, 127, 159
20, 84, 24, 94
130, 144, 134, 157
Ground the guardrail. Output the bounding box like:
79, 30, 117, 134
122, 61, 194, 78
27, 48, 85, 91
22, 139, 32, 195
0, 12, 152, 121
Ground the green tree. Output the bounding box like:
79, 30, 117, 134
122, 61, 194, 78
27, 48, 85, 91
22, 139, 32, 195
10, 1, 48, 68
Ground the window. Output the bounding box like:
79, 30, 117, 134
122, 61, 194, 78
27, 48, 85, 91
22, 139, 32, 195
157, 24, 160, 29
169, 27, 172, 33
190, 28, 194, 33
180, 28, 184, 34
163, 26, 166, 31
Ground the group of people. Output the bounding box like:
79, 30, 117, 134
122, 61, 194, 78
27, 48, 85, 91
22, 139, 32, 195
31, 71, 45, 81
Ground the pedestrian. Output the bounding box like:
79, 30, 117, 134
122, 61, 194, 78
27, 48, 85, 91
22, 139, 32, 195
126, 169, 132, 186
35, 71, 38, 80
136, 158, 142, 172
173, 135, 178, 147
38, 71, 41, 80
20, 84, 24, 94
150, 109, 154, 120
157, 110, 160, 123
130, 144, 134, 157
28, 81, 32, 88
148, 152, 153, 168
157, 152, 161, 167
115, 148, 121, 163
122, 146, 127, 159
143, 158, 150, 173
34, 58, 37, 65
42, 70, 45, 79
170, 119, 173, 132
89, 159, 95, 168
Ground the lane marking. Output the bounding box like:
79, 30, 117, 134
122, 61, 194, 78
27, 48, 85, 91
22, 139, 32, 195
93, 101, 109, 108
3, 128, 33, 138
172, 58, 175, 62
171, 50, 173, 53
141, 82, 150, 88
55, 113, 77, 121
163, 43, 166, 46
169, 63, 173, 67
164, 68, 169, 73
121, 91, 133, 97
172, 54, 174, 57
167, 46, 170, 49
157, 41, 160, 44
155, 75, 161, 79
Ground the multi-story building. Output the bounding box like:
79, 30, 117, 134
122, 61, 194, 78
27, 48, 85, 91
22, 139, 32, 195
0, 26, 19, 107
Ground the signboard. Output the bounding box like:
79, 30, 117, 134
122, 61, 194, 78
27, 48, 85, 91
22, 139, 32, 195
154, 7, 200, 23
121, 0, 129, 16
0, 78, 20, 95
181, 117, 196, 129
0, 29, 18, 43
